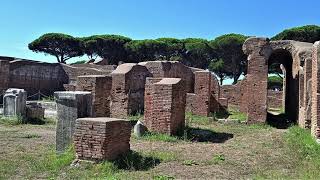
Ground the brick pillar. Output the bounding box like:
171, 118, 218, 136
311, 41, 320, 140
144, 78, 186, 135
76, 75, 112, 117
193, 71, 211, 116
110, 64, 150, 118
54, 91, 92, 153
303, 58, 312, 129
243, 38, 270, 124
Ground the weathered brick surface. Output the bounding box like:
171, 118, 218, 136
302, 58, 312, 129
267, 90, 283, 109
311, 41, 320, 139
298, 68, 305, 127
74, 118, 131, 161
139, 61, 195, 93
210, 74, 220, 112
26, 102, 45, 119
111, 64, 151, 118
186, 93, 196, 113
76, 75, 112, 117
144, 78, 186, 135
193, 71, 211, 116
243, 38, 270, 123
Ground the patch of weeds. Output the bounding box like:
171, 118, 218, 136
186, 112, 211, 125
153, 175, 175, 180
145, 151, 178, 162
228, 111, 247, 122
128, 113, 143, 122
182, 159, 198, 166
21, 133, 41, 139
211, 154, 225, 164
140, 132, 179, 143
114, 151, 160, 171
0, 115, 24, 125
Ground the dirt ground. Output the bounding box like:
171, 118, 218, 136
0, 119, 297, 180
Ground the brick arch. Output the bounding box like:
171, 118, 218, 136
243, 38, 312, 124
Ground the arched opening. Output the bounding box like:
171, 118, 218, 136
267, 49, 299, 128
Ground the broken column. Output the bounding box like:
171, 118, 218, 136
54, 91, 92, 153
3, 88, 27, 118
74, 117, 131, 161
76, 75, 112, 117
144, 78, 186, 135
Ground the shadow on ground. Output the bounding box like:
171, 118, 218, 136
267, 112, 294, 129
114, 150, 160, 170
186, 127, 234, 143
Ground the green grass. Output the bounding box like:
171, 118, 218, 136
0, 115, 24, 125
153, 175, 175, 180
210, 154, 225, 164
144, 151, 178, 162
186, 112, 212, 125
182, 159, 198, 166
226, 107, 247, 122
139, 132, 179, 142
128, 113, 143, 121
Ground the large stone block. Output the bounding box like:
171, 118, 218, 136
26, 102, 45, 120
74, 117, 131, 161
54, 91, 93, 153
3, 88, 27, 117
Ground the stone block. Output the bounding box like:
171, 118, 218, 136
26, 102, 45, 120
3, 88, 27, 117
54, 91, 93, 153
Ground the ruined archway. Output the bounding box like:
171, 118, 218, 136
243, 38, 313, 125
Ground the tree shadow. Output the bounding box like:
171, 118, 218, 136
185, 127, 233, 143
267, 112, 294, 129
113, 150, 160, 171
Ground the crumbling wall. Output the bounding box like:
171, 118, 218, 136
0, 60, 10, 96
76, 75, 112, 117
110, 63, 151, 118
8, 60, 68, 97
311, 41, 320, 140
139, 61, 195, 93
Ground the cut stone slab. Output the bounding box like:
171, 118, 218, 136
54, 91, 93, 153
3, 88, 27, 118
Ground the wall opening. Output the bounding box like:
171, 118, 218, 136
267, 49, 299, 128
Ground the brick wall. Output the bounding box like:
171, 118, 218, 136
193, 71, 211, 116
311, 41, 320, 139
144, 78, 186, 135
0, 60, 9, 98
74, 117, 131, 161
76, 75, 112, 117
303, 58, 312, 129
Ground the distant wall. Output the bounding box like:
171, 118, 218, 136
267, 90, 283, 109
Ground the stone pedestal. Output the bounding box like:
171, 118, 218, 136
3, 88, 27, 117
54, 91, 93, 153
74, 117, 131, 161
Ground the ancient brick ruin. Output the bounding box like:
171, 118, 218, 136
74, 117, 131, 161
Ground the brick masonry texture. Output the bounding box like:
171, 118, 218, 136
54, 91, 93, 153
74, 117, 131, 161
311, 42, 320, 139
110, 64, 151, 118
144, 78, 186, 135
193, 71, 211, 116
76, 75, 112, 117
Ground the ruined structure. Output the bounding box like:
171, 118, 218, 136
74, 117, 131, 161
144, 78, 186, 135
3, 88, 27, 117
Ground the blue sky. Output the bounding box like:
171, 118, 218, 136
0, 0, 319, 63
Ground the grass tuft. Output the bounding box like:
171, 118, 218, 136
139, 132, 179, 143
